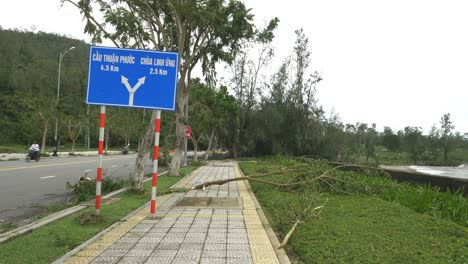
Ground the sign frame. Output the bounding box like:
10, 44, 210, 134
86, 46, 179, 111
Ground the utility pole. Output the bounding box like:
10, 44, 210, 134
54, 46, 75, 154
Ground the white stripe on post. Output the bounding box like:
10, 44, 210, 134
150, 110, 161, 216
96, 105, 106, 215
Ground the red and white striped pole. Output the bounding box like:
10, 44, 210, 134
96, 106, 106, 214
150, 110, 162, 217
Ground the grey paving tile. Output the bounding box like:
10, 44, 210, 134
139, 236, 163, 243
140, 219, 159, 224
183, 237, 206, 244
199, 258, 226, 264
156, 242, 181, 250
165, 233, 186, 238
175, 249, 202, 260
118, 237, 141, 243
125, 232, 147, 237
169, 227, 190, 233
160, 237, 184, 243
227, 244, 250, 251
109, 242, 137, 250
144, 257, 174, 264
208, 229, 226, 234
100, 249, 129, 257
205, 237, 227, 243
189, 228, 209, 233
203, 243, 226, 251
207, 233, 226, 239
91, 256, 121, 264
226, 250, 251, 259
179, 243, 204, 250
126, 249, 153, 257
227, 238, 247, 244
117, 256, 148, 264
132, 243, 157, 250
226, 258, 253, 264
151, 249, 178, 258
172, 258, 198, 264
148, 228, 170, 234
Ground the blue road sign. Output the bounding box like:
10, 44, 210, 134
87, 46, 179, 110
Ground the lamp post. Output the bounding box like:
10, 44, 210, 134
54, 46, 75, 154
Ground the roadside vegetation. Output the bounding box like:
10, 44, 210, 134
0, 166, 197, 264
239, 157, 467, 263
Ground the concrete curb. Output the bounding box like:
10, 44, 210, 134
0, 205, 86, 244
0, 171, 167, 244
237, 162, 292, 264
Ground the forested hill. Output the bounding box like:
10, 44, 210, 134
0, 29, 89, 100
0, 29, 90, 144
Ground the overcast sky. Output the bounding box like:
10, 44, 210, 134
1, 0, 467, 134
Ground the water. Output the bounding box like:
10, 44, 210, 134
407, 165, 468, 180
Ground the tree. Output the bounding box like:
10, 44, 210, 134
382, 126, 400, 151
22, 96, 57, 154
439, 113, 454, 163
403, 126, 424, 163
65, 0, 274, 185
364, 123, 378, 164
188, 79, 214, 162
63, 114, 84, 153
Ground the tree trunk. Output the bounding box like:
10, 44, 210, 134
41, 121, 48, 154
204, 129, 215, 160
72, 140, 76, 153
169, 76, 187, 176
133, 110, 157, 191
193, 138, 198, 162
105, 128, 109, 152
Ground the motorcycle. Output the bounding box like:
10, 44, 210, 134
26, 150, 40, 162
122, 147, 129, 155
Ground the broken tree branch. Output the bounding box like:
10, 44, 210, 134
190, 168, 299, 190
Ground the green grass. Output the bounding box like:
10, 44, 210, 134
0, 166, 197, 264
0, 144, 28, 153
240, 158, 468, 263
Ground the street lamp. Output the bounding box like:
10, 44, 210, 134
54, 46, 75, 154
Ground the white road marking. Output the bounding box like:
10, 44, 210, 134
83, 169, 93, 172
40, 176, 56, 179
129, 163, 134, 165
111, 165, 118, 168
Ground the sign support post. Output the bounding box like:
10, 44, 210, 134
86, 46, 178, 217
150, 110, 162, 217
96, 105, 106, 214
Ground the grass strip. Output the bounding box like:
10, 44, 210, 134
240, 158, 468, 264
0, 166, 197, 264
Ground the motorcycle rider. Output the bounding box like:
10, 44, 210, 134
29, 142, 40, 160
122, 144, 129, 154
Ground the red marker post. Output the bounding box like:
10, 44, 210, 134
150, 110, 162, 217
96, 106, 106, 214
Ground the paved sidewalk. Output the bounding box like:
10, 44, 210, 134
56, 161, 289, 264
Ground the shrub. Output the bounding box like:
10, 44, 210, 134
66, 177, 125, 202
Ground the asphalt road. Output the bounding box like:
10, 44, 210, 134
0, 154, 151, 225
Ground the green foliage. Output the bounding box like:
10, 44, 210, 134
66, 177, 125, 202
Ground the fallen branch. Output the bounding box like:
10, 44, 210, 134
190, 168, 299, 190
278, 220, 301, 249
278, 204, 325, 249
